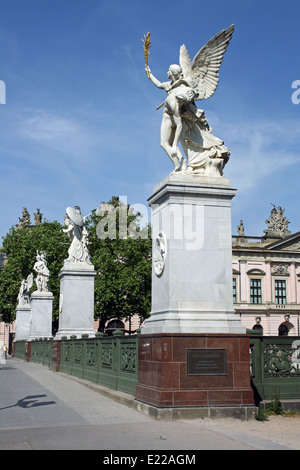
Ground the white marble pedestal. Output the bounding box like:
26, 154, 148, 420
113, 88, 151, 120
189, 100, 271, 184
55, 262, 96, 339
14, 305, 31, 341
142, 173, 245, 334
27, 291, 53, 340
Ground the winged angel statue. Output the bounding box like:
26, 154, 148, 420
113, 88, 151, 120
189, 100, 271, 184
143, 25, 234, 177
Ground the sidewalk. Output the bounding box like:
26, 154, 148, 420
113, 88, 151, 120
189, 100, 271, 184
0, 358, 296, 451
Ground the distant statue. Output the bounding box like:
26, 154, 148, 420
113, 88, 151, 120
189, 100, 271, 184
0, 345, 6, 365
16, 207, 31, 229
63, 206, 92, 265
34, 209, 43, 225
264, 204, 291, 238
17, 273, 33, 306
278, 314, 294, 336
252, 317, 263, 333
143, 26, 234, 176
237, 220, 245, 236
33, 250, 50, 292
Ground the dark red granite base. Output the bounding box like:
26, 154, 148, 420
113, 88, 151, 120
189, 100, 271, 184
51, 340, 61, 372
136, 333, 255, 408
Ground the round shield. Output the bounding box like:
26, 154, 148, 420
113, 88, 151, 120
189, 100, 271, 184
66, 206, 84, 227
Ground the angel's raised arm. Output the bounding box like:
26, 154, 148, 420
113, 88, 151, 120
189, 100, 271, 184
145, 66, 170, 90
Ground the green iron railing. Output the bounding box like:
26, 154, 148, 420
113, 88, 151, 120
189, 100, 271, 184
14, 332, 300, 403
30, 338, 53, 368
60, 330, 139, 395
13, 340, 26, 360
249, 335, 300, 403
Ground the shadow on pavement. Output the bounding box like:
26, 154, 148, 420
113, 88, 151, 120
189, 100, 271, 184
0, 394, 56, 411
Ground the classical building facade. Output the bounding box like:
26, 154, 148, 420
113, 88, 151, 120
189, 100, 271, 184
233, 206, 300, 335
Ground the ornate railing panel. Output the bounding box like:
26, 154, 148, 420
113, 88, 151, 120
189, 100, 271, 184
60, 331, 139, 395
13, 340, 26, 360
30, 338, 53, 368
249, 335, 300, 402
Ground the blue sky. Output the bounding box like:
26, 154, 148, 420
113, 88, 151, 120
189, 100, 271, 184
1, 0, 300, 242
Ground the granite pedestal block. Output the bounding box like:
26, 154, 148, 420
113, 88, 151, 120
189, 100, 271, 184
136, 333, 255, 408
14, 305, 31, 341
27, 291, 53, 340
55, 262, 96, 339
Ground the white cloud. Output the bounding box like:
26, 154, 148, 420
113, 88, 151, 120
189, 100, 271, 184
200, 113, 300, 235
17, 109, 98, 163
218, 117, 300, 192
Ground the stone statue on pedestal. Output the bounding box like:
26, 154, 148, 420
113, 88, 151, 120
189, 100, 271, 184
33, 250, 50, 292
17, 273, 33, 306
56, 206, 96, 339
143, 26, 234, 177
25, 250, 54, 341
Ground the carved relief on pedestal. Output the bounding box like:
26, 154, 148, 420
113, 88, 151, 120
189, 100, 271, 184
153, 232, 167, 277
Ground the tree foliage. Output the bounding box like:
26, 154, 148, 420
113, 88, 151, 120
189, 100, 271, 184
0, 198, 152, 331
0, 221, 67, 323
86, 197, 152, 331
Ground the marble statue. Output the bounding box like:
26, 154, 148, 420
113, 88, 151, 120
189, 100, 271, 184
16, 207, 31, 229
33, 250, 50, 292
143, 26, 234, 177
17, 273, 33, 306
63, 206, 92, 265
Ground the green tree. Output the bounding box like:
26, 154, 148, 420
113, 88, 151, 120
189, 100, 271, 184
0, 199, 152, 332
0, 221, 68, 323
86, 197, 152, 332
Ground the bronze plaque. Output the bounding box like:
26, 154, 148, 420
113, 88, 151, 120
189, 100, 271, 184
187, 349, 227, 376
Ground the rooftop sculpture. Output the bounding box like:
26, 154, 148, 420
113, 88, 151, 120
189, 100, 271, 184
264, 204, 291, 238
34, 209, 43, 225
16, 207, 31, 229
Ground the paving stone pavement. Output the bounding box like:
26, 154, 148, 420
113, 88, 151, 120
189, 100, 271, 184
0, 358, 293, 452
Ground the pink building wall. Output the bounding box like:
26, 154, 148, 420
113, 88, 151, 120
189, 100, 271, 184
232, 258, 300, 336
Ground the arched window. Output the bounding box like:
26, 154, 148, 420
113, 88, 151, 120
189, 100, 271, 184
278, 315, 294, 336
105, 319, 125, 336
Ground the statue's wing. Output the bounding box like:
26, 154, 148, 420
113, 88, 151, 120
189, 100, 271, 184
186, 25, 234, 100
179, 44, 193, 83
26, 272, 34, 290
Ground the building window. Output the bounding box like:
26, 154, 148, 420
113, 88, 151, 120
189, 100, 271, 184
105, 319, 125, 336
275, 279, 286, 305
250, 278, 262, 304
233, 278, 237, 303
